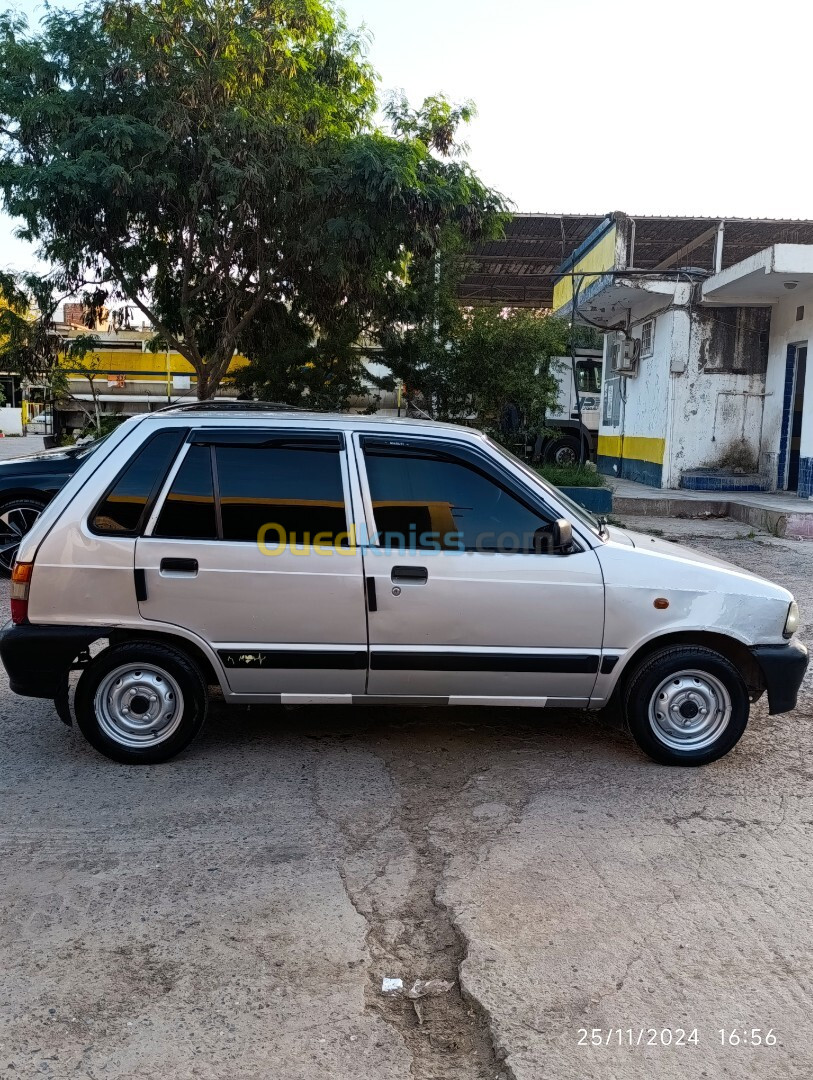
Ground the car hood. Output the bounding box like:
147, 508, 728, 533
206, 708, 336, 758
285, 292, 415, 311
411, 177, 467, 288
0, 446, 79, 467
606, 524, 784, 587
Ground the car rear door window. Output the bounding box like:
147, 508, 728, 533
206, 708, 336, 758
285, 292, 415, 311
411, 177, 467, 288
215, 442, 346, 544
154, 444, 218, 539
91, 429, 186, 535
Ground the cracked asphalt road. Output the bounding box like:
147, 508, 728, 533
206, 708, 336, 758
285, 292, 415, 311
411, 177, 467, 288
1, 528, 812, 1079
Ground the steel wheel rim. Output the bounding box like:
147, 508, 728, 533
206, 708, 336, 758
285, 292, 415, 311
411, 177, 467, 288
94, 663, 184, 749
648, 668, 732, 751
554, 445, 578, 466
0, 505, 42, 571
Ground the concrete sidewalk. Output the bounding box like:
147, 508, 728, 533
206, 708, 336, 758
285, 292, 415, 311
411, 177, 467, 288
610, 477, 813, 539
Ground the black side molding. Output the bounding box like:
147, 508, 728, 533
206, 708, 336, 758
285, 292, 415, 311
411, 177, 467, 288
370, 651, 600, 673
218, 649, 367, 670
750, 639, 809, 715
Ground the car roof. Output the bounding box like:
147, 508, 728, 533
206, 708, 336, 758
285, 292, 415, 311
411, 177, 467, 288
142, 403, 482, 438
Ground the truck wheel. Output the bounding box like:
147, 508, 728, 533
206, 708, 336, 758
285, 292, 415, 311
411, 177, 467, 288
624, 645, 750, 766
75, 642, 208, 764
544, 435, 582, 466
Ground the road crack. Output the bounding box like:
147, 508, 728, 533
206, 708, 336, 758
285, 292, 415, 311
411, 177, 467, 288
311, 738, 514, 1079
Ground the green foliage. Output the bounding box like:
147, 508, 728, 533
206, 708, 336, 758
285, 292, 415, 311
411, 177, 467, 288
0, 271, 62, 380
232, 305, 370, 409
534, 464, 606, 488
382, 298, 600, 435
0, 0, 505, 399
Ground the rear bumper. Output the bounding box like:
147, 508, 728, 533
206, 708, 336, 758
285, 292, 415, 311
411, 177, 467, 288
750, 639, 809, 715
0, 621, 110, 699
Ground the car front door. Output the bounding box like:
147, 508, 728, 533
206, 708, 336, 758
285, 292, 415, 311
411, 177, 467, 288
135, 428, 367, 700
354, 433, 605, 706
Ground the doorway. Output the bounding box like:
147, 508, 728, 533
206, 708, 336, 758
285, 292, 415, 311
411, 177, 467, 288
787, 344, 808, 491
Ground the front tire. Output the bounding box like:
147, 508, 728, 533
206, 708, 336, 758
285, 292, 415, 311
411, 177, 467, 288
624, 646, 750, 766
75, 642, 207, 764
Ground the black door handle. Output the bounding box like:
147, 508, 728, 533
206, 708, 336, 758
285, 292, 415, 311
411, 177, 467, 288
391, 565, 428, 584
160, 557, 198, 574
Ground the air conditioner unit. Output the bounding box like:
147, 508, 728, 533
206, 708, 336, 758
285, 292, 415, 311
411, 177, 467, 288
609, 333, 640, 375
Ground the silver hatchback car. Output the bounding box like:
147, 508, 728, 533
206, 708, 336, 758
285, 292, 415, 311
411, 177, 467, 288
0, 405, 807, 766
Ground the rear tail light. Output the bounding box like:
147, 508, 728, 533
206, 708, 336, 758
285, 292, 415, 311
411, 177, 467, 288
10, 562, 33, 625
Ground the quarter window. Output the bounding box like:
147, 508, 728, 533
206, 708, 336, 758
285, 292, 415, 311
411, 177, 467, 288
91, 429, 186, 535
363, 446, 554, 553
154, 444, 217, 539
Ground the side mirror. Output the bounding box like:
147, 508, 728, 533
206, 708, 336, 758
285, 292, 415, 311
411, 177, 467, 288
552, 518, 573, 555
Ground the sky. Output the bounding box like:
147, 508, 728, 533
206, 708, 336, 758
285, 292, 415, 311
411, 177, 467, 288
2, 0, 813, 275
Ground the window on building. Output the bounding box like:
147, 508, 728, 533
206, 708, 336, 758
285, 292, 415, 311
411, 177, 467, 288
796, 305, 805, 322
215, 443, 346, 544
154, 444, 218, 540
91, 429, 186, 535
363, 444, 555, 553
640, 319, 655, 358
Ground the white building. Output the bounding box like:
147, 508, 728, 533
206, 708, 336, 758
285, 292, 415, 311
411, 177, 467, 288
549, 213, 813, 494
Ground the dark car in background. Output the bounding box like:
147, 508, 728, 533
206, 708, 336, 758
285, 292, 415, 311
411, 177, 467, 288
0, 439, 103, 572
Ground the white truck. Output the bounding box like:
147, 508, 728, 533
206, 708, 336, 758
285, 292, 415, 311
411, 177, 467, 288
538, 349, 603, 465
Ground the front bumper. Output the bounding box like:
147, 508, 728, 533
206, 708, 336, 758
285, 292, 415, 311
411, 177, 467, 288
0, 620, 110, 699
750, 639, 809, 715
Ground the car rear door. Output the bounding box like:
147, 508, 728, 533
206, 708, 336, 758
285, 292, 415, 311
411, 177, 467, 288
353, 433, 605, 706
135, 427, 368, 700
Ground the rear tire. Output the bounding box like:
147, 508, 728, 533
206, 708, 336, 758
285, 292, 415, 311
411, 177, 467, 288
75, 642, 208, 764
624, 645, 750, 766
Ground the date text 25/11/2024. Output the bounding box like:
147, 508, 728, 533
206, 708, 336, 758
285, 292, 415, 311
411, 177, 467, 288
577, 1028, 778, 1047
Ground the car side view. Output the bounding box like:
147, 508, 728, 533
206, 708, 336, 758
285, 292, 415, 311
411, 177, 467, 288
0, 405, 807, 766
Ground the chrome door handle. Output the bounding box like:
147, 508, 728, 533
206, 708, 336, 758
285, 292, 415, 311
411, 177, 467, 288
391, 566, 428, 584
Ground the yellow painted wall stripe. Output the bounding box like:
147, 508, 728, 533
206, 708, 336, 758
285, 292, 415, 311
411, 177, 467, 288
552, 226, 617, 313
598, 435, 665, 465
58, 348, 247, 377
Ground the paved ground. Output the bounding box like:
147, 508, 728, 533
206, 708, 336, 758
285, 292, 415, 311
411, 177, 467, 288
0, 435, 46, 459
2, 524, 813, 1080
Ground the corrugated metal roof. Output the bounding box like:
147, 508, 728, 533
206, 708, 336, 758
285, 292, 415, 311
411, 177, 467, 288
458, 212, 813, 308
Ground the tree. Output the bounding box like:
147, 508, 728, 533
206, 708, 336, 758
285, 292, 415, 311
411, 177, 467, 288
231, 304, 374, 410
0, 272, 111, 434
381, 288, 601, 436
0, 0, 505, 399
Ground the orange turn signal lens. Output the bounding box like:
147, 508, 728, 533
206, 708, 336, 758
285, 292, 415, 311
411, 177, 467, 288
10, 561, 33, 624
11, 562, 33, 584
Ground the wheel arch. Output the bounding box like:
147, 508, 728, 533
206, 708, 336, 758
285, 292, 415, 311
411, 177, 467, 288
0, 489, 52, 508
107, 629, 222, 689
543, 420, 595, 456
611, 630, 765, 703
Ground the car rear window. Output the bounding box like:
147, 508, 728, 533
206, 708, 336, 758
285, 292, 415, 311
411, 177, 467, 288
90, 429, 186, 535
151, 437, 347, 545
215, 444, 346, 543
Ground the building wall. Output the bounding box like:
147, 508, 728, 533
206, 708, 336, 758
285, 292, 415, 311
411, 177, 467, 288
0, 406, 23, 435
664, 306, 768, 485
760, 282, 813, 494
597, 298, 770, 489
597, 311, 674, 487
